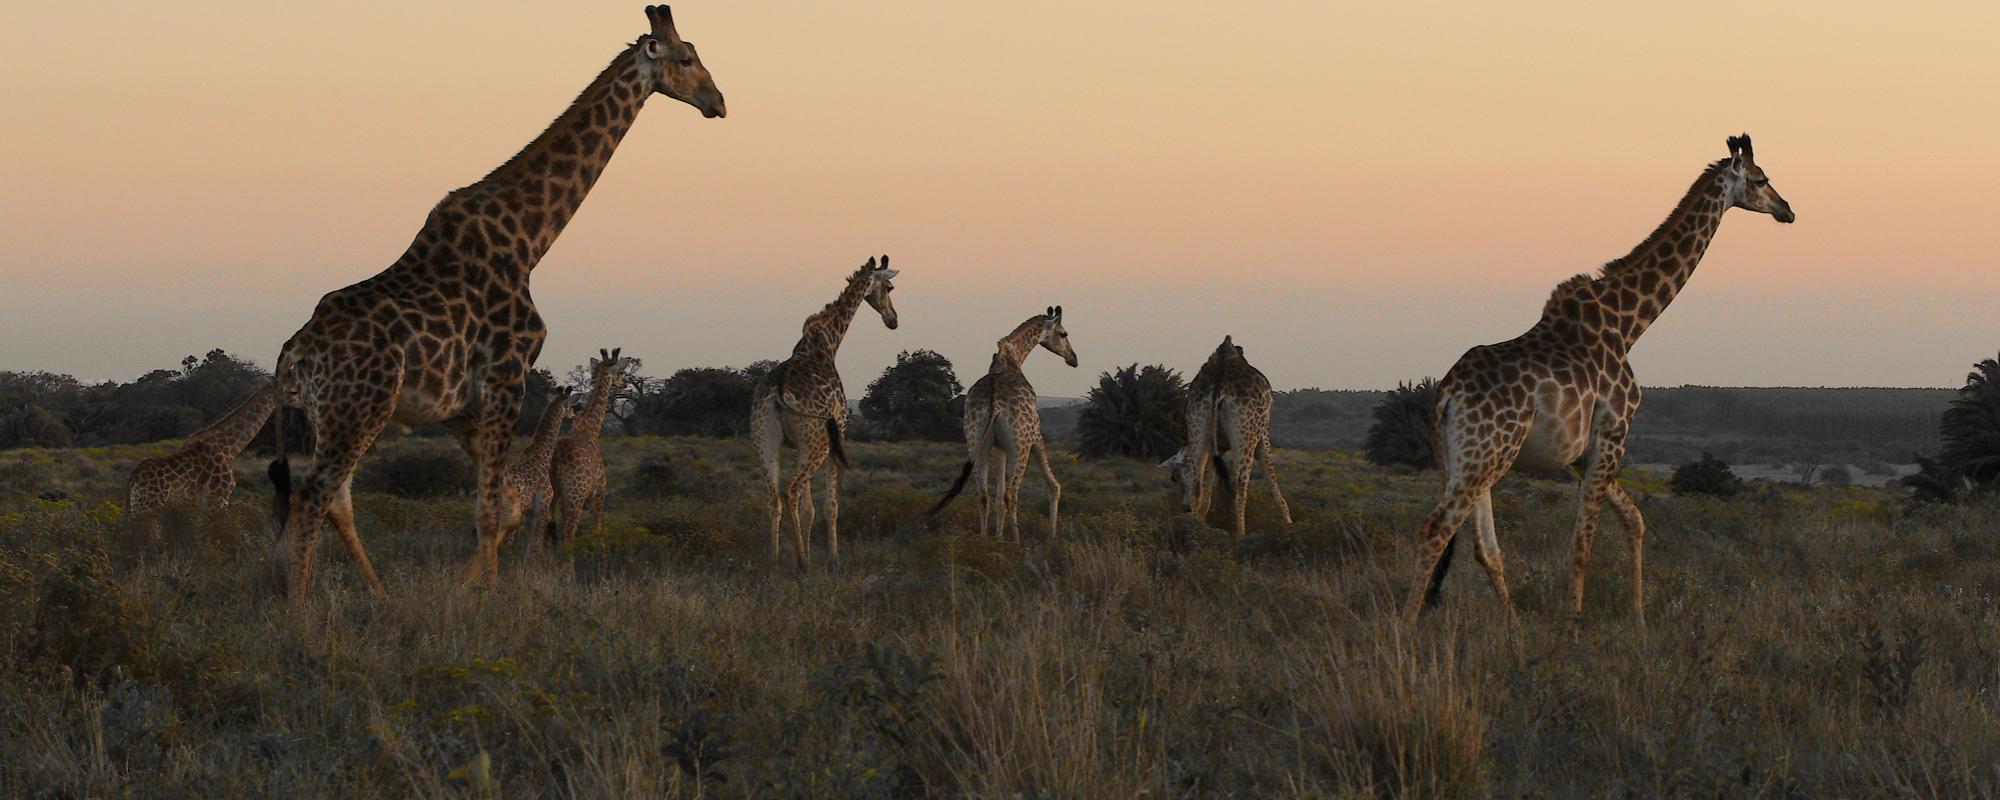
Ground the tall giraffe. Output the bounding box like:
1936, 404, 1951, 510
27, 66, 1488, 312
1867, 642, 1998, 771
1407, 135, 1794, 626
266, 7, 724, 598
750, 256, 899, 565
506, 386, 573, 547
928, 307, 1078, 540
127, 382, 282, 513
1161, 336, 1291, 537
551, 350, 629, 545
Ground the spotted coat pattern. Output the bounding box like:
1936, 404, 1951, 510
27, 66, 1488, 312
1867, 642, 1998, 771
1406, 135, 1796, 627
1165, 337, 1291, 537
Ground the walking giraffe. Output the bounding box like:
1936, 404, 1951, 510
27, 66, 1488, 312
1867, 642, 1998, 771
1161, 336, 1291, 537
506, 386, 573, 547
928, 307, 1078, 540
750, 256, 899, 565
1407, 134, 1794, 627
551, 351, 628, 545
127, 382, 282, 513
266, 6, 725, 598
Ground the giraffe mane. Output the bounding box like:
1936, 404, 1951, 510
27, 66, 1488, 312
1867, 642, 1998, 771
1540, 159, 1731, 317
477, 45, 641, 185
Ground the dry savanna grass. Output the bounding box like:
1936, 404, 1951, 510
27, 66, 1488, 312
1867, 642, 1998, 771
0, 436, 1996, 797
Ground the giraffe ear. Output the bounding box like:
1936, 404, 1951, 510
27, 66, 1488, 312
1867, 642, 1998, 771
877, 269, 898, 280
640, 36, 665, 61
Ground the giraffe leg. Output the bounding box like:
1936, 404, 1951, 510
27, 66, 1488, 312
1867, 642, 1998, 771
587, 487, 606, 537
1034, 443, 1061, 539
1232, 444, 1256, 538
1466, 488, 1517, 625
327, 478, 386, 597
276, 401, 390, 602
824, 462, 841, 562
1404, 475, 1484, 624
972, 451, 991, 537
1569, 446, 1614, 617
1003, 444, 1029, 542
788, 440, 827, 566
1190, 443, 1215, 519
457, 367, 525, 586
1606, 482, 1647, 628
752, 404, 785, 561
1259, 436, 1291, 525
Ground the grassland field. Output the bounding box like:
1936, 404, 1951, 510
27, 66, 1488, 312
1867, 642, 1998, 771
0, 434, 1996, 797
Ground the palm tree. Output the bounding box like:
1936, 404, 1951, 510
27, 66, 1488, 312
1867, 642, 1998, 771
1077, 364, 1186, 460
1904, 355, 2000, 502
1363, 378, 1438, 469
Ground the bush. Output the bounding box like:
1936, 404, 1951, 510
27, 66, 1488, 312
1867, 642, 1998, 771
624, 366, 765, 437
356, 446, 474, 499
1820, 465, 1854, 487
626, 453, 679, 497
857, 350, 964, 441
1670, 452, 1746, 498
1076, 364, 1185, 460
1363, 378, 1437, 469
1913, 354, 2000, 498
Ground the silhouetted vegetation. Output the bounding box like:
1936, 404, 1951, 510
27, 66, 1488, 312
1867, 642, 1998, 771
1670, 452, 1746, 498
857, 350, 963, 441
616, 362, 776, 438
1899, 355, 2000, 503
1076, 364, 1186, 460
0, 350, 269, 449
1362, 378, 1438, 469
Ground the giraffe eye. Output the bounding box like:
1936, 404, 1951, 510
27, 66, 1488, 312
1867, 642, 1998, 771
678, 57, 694, 68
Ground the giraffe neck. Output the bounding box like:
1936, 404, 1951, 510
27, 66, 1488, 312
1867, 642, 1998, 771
794, 268, 874, 360
572, 376, 618, 441
996, 316, 1046, 368
1552, 163, 1733, 348
469, 44, 652, 267
518, 405, 568, 470
189, 382, 280, 454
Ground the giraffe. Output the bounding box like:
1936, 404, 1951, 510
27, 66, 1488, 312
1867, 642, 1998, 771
1160, 336, 1291, 537
750, 256, 899, 565
1406, 134, 1794, 627
126, 381, 282, 514
928, 307, 1078, 540
506, 386, 573, 548
264, 6, 724, 598
550, 350, 629, 545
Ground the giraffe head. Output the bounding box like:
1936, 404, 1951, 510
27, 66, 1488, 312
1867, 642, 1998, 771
588, 348, 632, 396
638, 6, 726, 118
1040, 306, 1078, 367
1720, 134, 1794, 223
861, 255, 900, 330
548, 386, 576, 423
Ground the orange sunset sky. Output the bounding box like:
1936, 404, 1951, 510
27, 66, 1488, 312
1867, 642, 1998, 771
2, 2, 1996, 395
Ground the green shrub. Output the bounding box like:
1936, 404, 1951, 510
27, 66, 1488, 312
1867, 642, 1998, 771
1076, 364, 1185, 461
1671, 452, 1746, 498
1363, 378, 1437, 469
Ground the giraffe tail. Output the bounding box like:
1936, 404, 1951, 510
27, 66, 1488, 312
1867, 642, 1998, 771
1423, 531, 1459, 609
927, 461, 975, 516
824, 417, 849, 469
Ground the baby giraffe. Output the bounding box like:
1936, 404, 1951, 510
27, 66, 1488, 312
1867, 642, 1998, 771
506, 387, 573, 549
1161, 336, 1291, 537
928, 307, 1078, 540
550, 350, 629, 546
127, 382, 281, 513
751, 256, 899, 565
